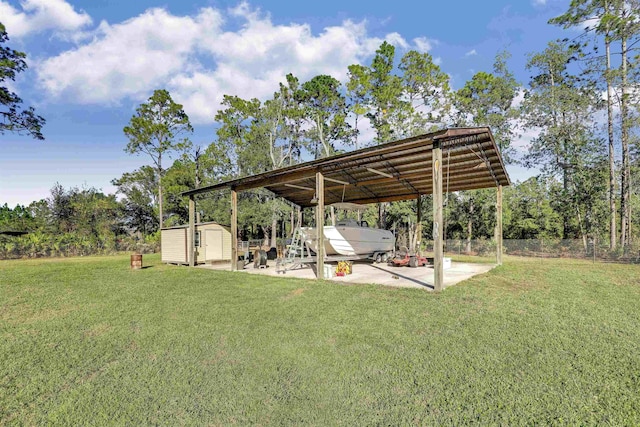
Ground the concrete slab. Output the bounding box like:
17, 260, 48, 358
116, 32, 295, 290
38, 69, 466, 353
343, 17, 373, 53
198, 260, 495, 290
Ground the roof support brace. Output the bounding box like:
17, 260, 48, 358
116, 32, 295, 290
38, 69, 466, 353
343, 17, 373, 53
316, 172, 325, 280
231, 188, 238, 271
189, 195, 196, 267
366, 167, 394, 179
496, 184, 503, 265
432, 141, 444, 291
416, 195, 423, 254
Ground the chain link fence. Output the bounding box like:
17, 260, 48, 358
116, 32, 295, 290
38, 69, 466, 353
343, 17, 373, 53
0, 233, 160, 260
428, 238, 640, 263
3, 232, 639, 264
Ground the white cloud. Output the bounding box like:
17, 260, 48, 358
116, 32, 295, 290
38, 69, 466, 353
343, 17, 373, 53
465, 49, 477, 57
384, 32, 409, 50
512, 88, 526, 108
0, 0, 91, 37
532, 0, 547, 5
38, 8, 224, 106
36, 4, 407, 124
413, 37, 434, 53
512, 124, 537, 151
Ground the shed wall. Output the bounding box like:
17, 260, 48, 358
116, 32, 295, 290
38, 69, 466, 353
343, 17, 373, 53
161, 228, 188, 263
199, 223, 232, 261
161, 223, 231, 264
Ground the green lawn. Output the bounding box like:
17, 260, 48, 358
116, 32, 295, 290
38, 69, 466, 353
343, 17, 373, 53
1, 254, 639, 425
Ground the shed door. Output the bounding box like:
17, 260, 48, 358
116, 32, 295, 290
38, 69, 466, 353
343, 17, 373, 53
205, 229, 224, 261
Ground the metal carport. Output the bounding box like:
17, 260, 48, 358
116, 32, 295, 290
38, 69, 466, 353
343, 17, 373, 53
182, 127, 510, 291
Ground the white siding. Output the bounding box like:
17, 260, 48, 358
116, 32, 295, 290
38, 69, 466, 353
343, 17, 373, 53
161, 222, 232, 264
161, 228, 188, 263
202, 223, 232, 261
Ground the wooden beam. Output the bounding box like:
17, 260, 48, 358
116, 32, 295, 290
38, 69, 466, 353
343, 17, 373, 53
189, 195, 195, 267
316, 172, 325, 280
433, 141, 444, 291
496, 184, 503, 265
366, 167, 394, 179
284, 183, 315, 191
231, 188, 238, 271
324, 177, 350, 185
236, 169, 317, 191
416, 195, 422, 255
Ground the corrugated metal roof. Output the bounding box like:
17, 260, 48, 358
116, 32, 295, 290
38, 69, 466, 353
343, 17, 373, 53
183, 127, 510, 207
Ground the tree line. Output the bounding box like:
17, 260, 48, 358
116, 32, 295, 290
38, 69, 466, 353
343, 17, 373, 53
1, 0, 639, 258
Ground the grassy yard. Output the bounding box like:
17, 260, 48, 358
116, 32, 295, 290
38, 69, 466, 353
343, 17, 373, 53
1, 254, 639, 425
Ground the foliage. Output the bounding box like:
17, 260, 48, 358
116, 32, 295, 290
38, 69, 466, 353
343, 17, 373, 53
111, 166, 158, 235
399, 50, 451, 133
300, 74, 354, 158
454, 51, 519, 162
521, 40, 605, 240
503, 177, 563, 239
123, 89, 193, 228
1, 254, 640, 424
0, 22, 45, 139
0, 184, 158, 259
347, 42, 409, 144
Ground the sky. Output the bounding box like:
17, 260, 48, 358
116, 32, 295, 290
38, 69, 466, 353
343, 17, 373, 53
0, 0, 574, 207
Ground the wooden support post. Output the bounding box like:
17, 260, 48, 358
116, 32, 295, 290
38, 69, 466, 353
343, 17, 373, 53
496, 184, 503, 266
316, 171, 325, 280
433, 141, 444, 291
416, 195, 422, 255
231, 188, 238, 272
189, 195, 196, 267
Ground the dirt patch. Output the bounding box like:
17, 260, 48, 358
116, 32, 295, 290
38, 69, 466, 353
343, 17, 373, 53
202, 350, 227, 366
282, 288, 306, 300
83, 322, 111, 338
1, 303, 77, 325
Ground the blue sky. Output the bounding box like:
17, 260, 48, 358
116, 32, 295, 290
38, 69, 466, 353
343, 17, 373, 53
1, 0, 572, 207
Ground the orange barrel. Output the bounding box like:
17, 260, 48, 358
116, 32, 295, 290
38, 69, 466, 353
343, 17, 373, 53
130, 253, 143, 269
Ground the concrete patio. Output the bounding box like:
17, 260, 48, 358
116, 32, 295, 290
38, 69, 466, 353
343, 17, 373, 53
199, 260, 496, 290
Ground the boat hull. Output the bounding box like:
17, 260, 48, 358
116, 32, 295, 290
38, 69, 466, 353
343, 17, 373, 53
301, 226, 394, 256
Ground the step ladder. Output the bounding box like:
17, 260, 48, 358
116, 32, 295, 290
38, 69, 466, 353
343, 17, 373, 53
276, 227, 312, 273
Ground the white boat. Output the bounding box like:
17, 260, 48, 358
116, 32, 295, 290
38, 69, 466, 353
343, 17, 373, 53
301, 218, 395, 256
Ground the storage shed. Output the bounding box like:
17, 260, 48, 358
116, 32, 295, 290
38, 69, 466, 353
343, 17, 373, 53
161, 222, 231, 265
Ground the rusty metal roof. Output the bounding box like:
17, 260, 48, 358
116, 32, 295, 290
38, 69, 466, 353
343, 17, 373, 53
183, 127, 510, 207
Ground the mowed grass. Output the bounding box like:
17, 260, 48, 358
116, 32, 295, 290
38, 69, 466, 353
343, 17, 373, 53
1, 255, 639, 425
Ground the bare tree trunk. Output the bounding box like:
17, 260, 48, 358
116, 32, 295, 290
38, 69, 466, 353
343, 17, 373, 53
563, 166, 570, 239
354, 115, 359, 149
620, 24, 630, 250
330, 206, 336, 226
271, 217, 277, 248
409, 220, 416, 253
576, 205, 587, 251
378, 203, 386, 229
290, 204, 295, 236
605, 8, 617, 251
157, 165, 163, 230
